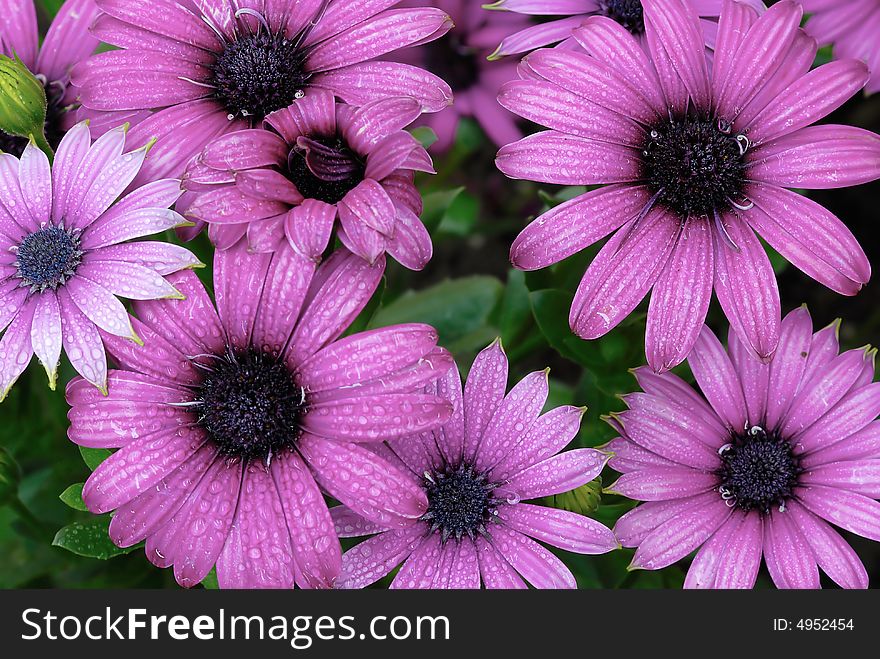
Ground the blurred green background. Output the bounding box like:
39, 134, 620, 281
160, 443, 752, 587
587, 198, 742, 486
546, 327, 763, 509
1, 0, 878, 589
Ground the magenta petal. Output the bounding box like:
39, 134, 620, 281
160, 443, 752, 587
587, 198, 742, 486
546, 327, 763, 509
445, 538, 481, 589
727, 327, 770, 425
763, 510, 820, 589
271, 451, 340, 589
250, 247, 315, 355
108, 444, 216, 548
82, 427, 205, 514
747, 183, 869, 294
794, 382, 880, 458
801, 458, 880, 498
385, 203, 433, 272
475, 535, 526, 589
802, 423, 880, 468
747, 60, 871, 144
462, 341, 508, 462
337, 527, 422, 589
798, 484, 880, 544
570, 208, 678, 340
510, 184, 648, 271
488, 526, 576, 589
687, 326, 749, 431
489, 405, 585, 482
216, 463, 295, 589
713, 212, 781, 360
630, 499, 732, 570
685, 511, 763, 589
496, 131, 641, 185
0, 300, 35, 399
30, 292, 62, 387
501, 503, 617, 555
286, 250, 384, 364
390, 534, 443, 589
296, 324, 439, 393
475, 369, 549, 472
618, 395, 726, 467
57, 289, 107, 391
173, 458, 243, 588
500, 449, 607, 500
642, 0, 711, 109
762, 306, 814, 429
610, 465, 718, 502
331, 506, 389, 539
782, 348, 870, 439
303, 393, 451, 442
213, 242, 272, 350
646, 219, 713, 373
285, 200, 335, 262
297, 435, 428, 527
313, 61, 452, 113
613, 491, 719, 547
787, 501, 868, 589
749, 125, 880, 190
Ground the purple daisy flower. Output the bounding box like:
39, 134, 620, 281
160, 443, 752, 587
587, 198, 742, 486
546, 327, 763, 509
607, 307, 880, 588
335, 341, 618, 589
498, 0, 880, 372
70, 0, 453, 189
802, 0, 880, 95
485, 0, 766, 58
392, 0, 530, 151
66, 243, 455, 588
182, 90, 434, 266
0, 122, 198, 398
0, 0, 100, 155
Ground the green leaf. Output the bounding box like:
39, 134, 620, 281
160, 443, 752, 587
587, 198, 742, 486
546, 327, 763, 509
369, 276, 504, 347
201, 567, 219, 590
59, 483, 88, 512
498, 269, 531, 346
52, 518, 136, 560
421, 187, 465, 233
0, 446, 21, 505
530, 289, 603, 368
79, 447, 112, 471
544, 478, 603, 516
410, 126, 437, 149
436, 190, 478, 237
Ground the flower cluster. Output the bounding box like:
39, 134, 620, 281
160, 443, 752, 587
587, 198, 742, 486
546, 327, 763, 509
608, 308, 880, 589
1, 0, 879, 591
498, 0, 880, 371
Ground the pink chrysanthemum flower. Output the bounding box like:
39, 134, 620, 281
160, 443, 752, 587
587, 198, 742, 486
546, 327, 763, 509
66, 244, 454, 588
183, 90, 434, 266
0, 122, 198, 399
607, 307, 880, 589
335, 341, 617, 589
498, 0, 880, 372
70, 0, 453, 187
392, 0, 529, 151
802, 0, 880, 95
0, 0, 100, 155
485, 0, 765, 58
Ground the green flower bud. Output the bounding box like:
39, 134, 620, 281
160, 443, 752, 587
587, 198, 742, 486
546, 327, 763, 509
544, 478, 603, 516
0, 446, 22, 506
0, 54, 51, 157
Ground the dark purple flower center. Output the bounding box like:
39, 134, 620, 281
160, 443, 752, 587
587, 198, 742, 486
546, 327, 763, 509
601, 0, 645, 35
422, 463, 497, 542
212, 31, 310, 120
0, 81, 68, 158
286, 134, 365, 204
423, 33, 479, 92
641, 116, 747, 218
194, 349, 306, 461
717, 426, 800, 514
15, 225, 82, 292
